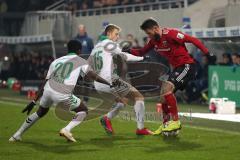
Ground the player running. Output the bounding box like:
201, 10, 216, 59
9, 40, 115, 142
88, 24, 152, 135
124, 18, 212, 135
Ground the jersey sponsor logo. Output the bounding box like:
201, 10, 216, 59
154, 44, 170, 52
154, 48, 171, 52
177, 33, 184, 39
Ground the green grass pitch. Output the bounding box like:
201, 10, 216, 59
1, 89, 240, 160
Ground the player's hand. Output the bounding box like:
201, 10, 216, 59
143, 55, 150, 61
22, 101, 36, 115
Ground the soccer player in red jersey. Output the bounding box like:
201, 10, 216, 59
127, 18, 211, 134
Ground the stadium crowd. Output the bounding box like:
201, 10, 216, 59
66, 0, 155, 11
0, 53, 53, 81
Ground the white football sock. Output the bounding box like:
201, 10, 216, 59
64, 111, 87, 132
107, 103, 124, 119
13, 112, 40, 138
134, 100, 145, 129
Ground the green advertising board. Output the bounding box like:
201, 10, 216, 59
209, 66, 240, 107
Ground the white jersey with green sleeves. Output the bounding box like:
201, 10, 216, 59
90, 39, 126, 84
44, 53, 90, 94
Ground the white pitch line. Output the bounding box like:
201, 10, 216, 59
184, 125, 240, 136
0, 100, 25, 106
0, 97, 29, 103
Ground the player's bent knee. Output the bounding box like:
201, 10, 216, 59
36, 106, 49, 118
160, 81, 175, 96
129, 87, 144, 101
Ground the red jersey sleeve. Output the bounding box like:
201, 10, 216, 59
130, 39, 154, 56
167, 29, 209, 54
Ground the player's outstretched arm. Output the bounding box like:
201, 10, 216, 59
122, 40, 154, 57
169, 30, 209, 55
120, 52, 144, 62
184, 34, 209, 55
86, 70, 111, 86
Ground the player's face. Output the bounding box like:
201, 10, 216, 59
144, 26, 161, 40
109, 29, 120, 42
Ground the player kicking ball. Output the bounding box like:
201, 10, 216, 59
124, 18, 212, 135
89, 24, 152, 135
9, 40, 116, 142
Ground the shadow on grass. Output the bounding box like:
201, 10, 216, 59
88, 135, 144, 147
20, 140, 100, 154
145, 136, 203, 153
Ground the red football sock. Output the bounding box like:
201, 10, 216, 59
164, 93, 179, 121
161, 103, 170, 124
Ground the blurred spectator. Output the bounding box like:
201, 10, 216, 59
66, 0, 77, 13
74, 24, 94, 56
0, 57, 10, 80
93, 0, 103, 8
5, 53, 53, 81
219, 53, 232, 66
126, 34, 140, 49
121, 0, 132, 5
231, 53, 240, 72
232, 53, 240, 65
237, 54, 240, 65
0, 0, 8, 13
184, 54, 216, 102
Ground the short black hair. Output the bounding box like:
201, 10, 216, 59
67, 40, 82, 53
140, 18, 159, 30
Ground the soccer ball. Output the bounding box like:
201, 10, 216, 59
162, 130, 180, 137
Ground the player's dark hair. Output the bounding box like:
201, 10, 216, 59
140, 18, 159, 30
67, 40, 82, 53
104, 24, 121, 35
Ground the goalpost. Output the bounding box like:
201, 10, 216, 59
0, 34, 56, 59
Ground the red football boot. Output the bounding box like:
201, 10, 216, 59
100, 116, 114, 135
136, 128, 153, 135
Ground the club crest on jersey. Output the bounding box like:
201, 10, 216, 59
162, 41, 168, 47
163, 29, 169, 34
177, 33, 184, 39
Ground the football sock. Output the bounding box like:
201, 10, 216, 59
134, 100, 145, 129
64, 111, 87, 132
107, 102, 124, 119
164, 93, 179, 121
161, 103, 170, 124
13, 112, 40, 138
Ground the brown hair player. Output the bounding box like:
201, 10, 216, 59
124, 18, 213, 135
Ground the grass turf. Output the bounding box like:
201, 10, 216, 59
1, 89, 240, 160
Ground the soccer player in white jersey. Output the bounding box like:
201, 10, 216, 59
89, 24, 152, 135
9, 40, 114, 142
